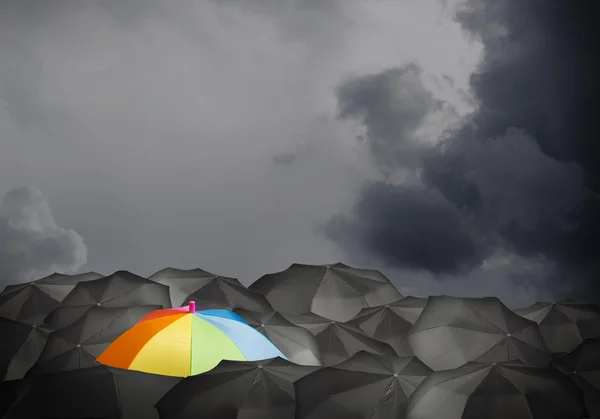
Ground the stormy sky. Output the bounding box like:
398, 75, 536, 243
1, 0, 598, 307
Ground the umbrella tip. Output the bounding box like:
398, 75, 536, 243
189, 301, 196, 313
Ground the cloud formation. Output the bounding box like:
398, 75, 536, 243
0, 186, 88, 289
336, 65, 442, 174
324, 0, 600, 302
0, 0, 479, 286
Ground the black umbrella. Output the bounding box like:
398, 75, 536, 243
250, 263, 403, 322
405, 361, 587, 419
234, 309, 323, 366
0, 272, 103, 326
156, 357, 318, 419
378, 296, 428, 324
347, 301, 416, 357
44, 270, 171, 329
283, 312, 397, 366
1, 365, 181, 419
515, 301, 600, 354
295, 351, 432, 419
149, 267, 273, 312
28, 305, 160, 375
552, 338, 600, 418
0, 318, 51, 382
408, 296, 553, 370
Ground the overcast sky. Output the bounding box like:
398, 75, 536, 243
1, 0, 598, 308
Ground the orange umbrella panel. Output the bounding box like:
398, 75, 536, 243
96, 304, 286, 377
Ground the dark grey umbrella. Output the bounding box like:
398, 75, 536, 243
0, 272, 103, 326
408, 296, 553, 370
0, 318, 51, 382
249, 263, 403, 322
552, 338, 600, 418
44, 270, 171, 329
1, 365, 181, 419
234, 309, 323, 366
283, 312, 397, 366
382, 296, 428, 324
347, 301, 416, 357
149, 267, 273, 312
28, 305, 160, 375
515, 301, 600, 354
156, 357, 318, 419
295, 351, 432, 419
405, 361, 587, 419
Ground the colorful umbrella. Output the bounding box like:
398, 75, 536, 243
96, 302, 287, 377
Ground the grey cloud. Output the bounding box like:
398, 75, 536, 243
0, 0, 489, 298
324, 182, 488, 275
336, 65, 441, 173
0, 186, 88, 289
423, 128, 590, 233
450, 0, 600, 301
324, 0, 600, 303
272, 151, 298, 166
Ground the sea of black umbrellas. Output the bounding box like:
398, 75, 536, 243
0, 263, 599, 419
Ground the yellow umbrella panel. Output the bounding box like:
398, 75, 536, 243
96, 303, 286, 377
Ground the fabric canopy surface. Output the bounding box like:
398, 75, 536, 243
552, 338, 600, 418
406, 361, 587, 419
44, 270, 171, 330
0, 272, 103, 326
149, 267, 273, 311
295, 351, 432, 419
234, 308, 323, 366
0, 318, 51, 382
0, 365, 181, 419
250, 263, 403, 322
283, 312, 397, 366
408, 296, 553, 370
29, 305, 160, 376
515, 301, 600, 354
97, 302, 287, 377
156, 357, 318, 419
347, 300, 416, 357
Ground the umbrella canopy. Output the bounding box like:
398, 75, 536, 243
156, 357, 318, 419
347, 301, 415, 357
408, 296, 553, 370
249, 263, 403, 322
552, 338, 600, 418
283, 312, 397, 366
295, 351, 432, 419
405, 361, 587, 419
97, 302, 287, 377
0, 365, 181, 419
0, 272, 103, 326
28, 305, 160, 375
44, 270, 171, 329
234, 308, 323, 366
149, 267, 273, 311
0, 318, 51, 382
378, 296, 428, 324
515, 301, 600, 354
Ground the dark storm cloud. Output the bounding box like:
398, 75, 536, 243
449, 0, 600, 300
423, 128, 590, 232
336, 65, 441, 173
324, 1, 600, 302
0, 187, 88, 289
324, 183, 487, 274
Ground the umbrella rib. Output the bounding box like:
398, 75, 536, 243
101, 285, 149, 305
464, 305, 506, 334
82, 310, 134, 344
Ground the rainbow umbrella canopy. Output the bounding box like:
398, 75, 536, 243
96, 302, 287, 377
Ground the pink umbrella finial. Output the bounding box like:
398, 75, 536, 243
189, 301, 196, 313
